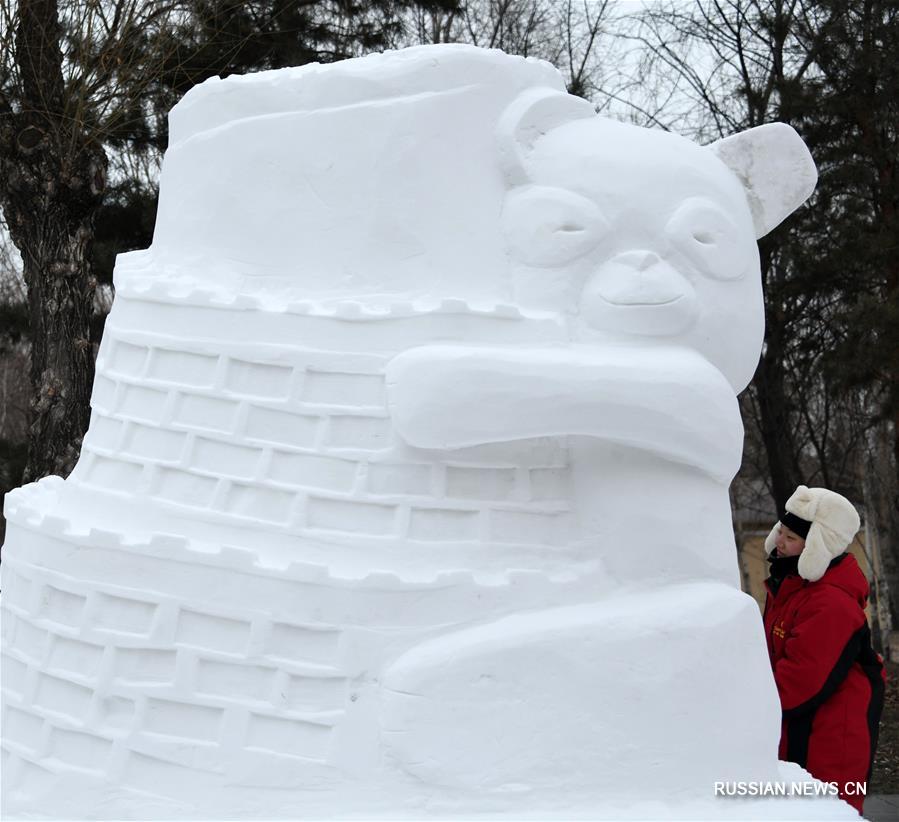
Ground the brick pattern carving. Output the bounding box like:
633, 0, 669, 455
1, 553, 347, 789
0, 504, 567, 793
72, 300, 574, 549
1, 292, 579, 796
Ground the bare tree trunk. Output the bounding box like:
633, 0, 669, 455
753, 354, 802, 513
864, 421, 899, 654
753, 246, 802, 513
0, 0, 107, 482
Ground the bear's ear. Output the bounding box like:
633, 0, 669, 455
707, 123, 817, 239
497, 88, 595, 186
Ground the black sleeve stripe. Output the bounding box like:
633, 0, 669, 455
782, 624, 866, 719
785, 712, 814, 769
858, 625, 886, 781
781, 622, 886, 776
865, 669, 885, 782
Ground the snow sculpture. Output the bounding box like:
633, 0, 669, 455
2, 45, 856, 819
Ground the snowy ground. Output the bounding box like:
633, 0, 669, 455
1, 762, 864, 820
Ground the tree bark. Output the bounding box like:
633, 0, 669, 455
753, 350, 802, 513
0, 0, 107, 482
753, 244, 802, 513
863, 421, 899, 646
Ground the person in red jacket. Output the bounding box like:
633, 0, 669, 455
764, 485, 886, 815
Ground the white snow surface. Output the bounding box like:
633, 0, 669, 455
1, 43, 855, 819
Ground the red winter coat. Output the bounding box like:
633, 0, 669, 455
764, 552, 885, 814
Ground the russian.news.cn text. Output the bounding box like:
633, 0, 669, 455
714, 781, 866, 798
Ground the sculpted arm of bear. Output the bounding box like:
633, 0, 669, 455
385, 344, 743, 482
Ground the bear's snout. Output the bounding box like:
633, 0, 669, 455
580, 250, 698, 336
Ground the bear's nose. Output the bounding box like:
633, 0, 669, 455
619, 250, 662, 272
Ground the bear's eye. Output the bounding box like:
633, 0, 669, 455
666, 198, 747, 281
502, 186, 609, 268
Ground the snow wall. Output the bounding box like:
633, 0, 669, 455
1, 44, 859, 820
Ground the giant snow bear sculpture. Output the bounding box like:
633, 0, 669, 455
2, 45, 848, 820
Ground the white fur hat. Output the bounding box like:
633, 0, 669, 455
764, 485, 861, 582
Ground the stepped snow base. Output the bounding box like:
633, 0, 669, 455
1, 484, 857, 820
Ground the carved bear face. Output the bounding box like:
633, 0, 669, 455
499, 97, 816, 393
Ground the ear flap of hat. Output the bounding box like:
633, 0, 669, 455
797, 522, 833, 582
785, 484, 815, 520
792, 486, 860, 581
764, 522, 780, 556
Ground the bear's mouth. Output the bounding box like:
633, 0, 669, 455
599, 293, 685, 308
587, 251, 689, 309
